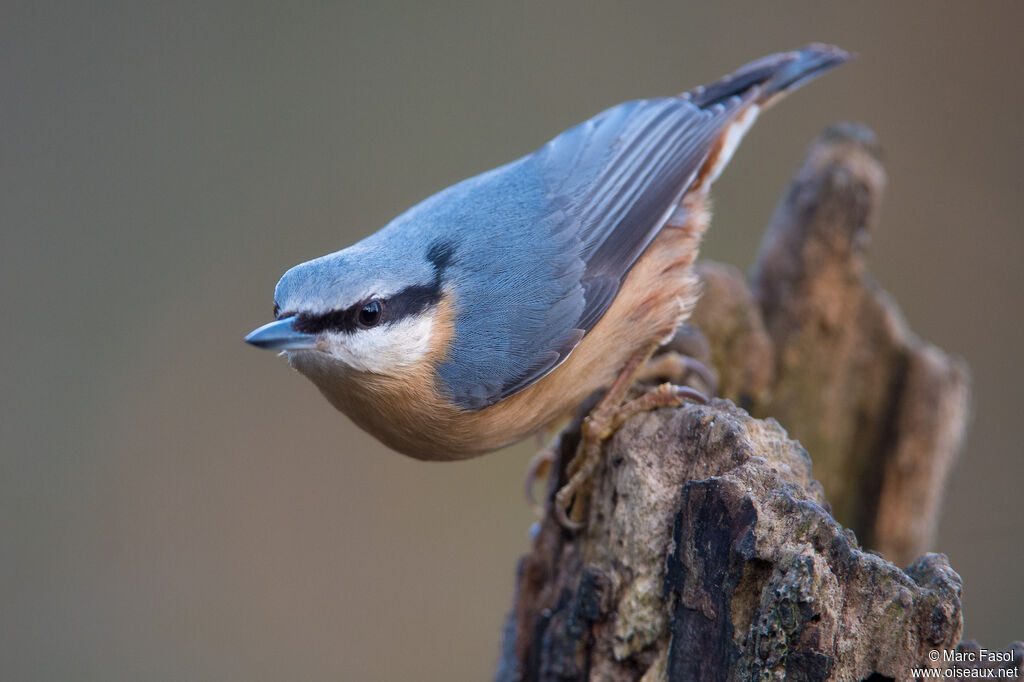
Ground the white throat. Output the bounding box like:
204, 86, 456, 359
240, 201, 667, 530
319, 313, 436, 374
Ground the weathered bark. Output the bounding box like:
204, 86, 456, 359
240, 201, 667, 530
497, 125, 1013, 681
746, 123, 970, 563
687, 123, 973, 565
498, 400, 974, 681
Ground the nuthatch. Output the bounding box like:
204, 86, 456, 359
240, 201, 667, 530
246, 45, 849, 525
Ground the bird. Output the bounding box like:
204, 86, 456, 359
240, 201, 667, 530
245, 44, 850, 527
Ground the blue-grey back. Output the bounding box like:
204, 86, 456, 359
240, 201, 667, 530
381, 94, 748, 409
363, 46, 850, 410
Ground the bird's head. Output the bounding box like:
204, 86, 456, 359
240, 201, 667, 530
245, 237, 456, 376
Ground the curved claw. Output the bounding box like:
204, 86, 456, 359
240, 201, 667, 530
554, 488, 586, 531
676, 385, 709, 404
524, 447, 554, 512
682, 357, 718, 396
636, 352, 718, 396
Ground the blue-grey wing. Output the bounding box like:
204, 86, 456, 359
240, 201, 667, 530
439, 46, 850, 410
534, 94, 752, 322
439, 94, 748, 410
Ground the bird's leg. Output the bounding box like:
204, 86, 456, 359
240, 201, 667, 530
554, 347, 653, 529
555, 344, 708, 530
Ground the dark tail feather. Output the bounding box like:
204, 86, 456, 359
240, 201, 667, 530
687, 44, 852, 109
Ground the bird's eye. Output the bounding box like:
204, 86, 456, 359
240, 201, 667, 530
357, 299, 383, 328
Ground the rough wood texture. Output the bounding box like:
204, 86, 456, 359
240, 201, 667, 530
746, 123, 970, 563
498, 401, 971, 681
497, 126, 1013, 681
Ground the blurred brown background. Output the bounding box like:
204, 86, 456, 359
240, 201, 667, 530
3, 2, 1021, 680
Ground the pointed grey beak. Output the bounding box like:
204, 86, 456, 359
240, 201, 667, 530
244, 317, 319, 351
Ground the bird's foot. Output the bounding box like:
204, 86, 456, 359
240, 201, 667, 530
555, 381, 708, 530
640, 323, 718, 395
637, 352, 718, 396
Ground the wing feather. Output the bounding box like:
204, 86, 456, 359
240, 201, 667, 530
461, 96, 748, 407
438, 46, 850, 409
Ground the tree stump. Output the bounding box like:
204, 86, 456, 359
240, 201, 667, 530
496, 125, 1019, 681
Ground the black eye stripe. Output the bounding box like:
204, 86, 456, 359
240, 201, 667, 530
291, 280, 444, 336
293, 306, 357, 335
287, 240, 456, 336
382, 282, 442, 321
